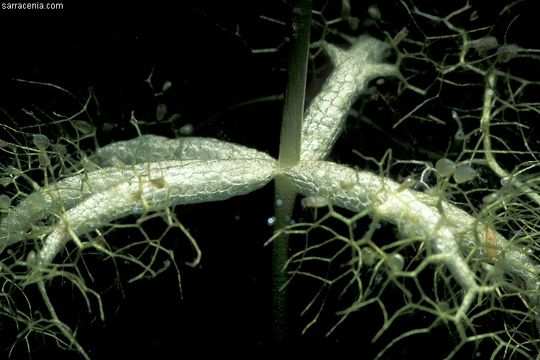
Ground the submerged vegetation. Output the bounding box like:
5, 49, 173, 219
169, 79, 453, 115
1, 1, 540, 359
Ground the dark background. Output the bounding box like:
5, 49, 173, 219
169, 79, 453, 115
0, 1, 537, 359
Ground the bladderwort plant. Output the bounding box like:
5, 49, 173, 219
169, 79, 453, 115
1, 0, 540, 359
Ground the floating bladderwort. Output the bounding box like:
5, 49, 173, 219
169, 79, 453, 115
0, 35, 399, 269
1, 15, 540, 360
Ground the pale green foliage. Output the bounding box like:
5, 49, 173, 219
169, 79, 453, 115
273, 1, 540, 359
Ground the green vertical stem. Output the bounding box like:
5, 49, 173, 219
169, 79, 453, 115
277, 0, 311, 168
272, 0, 311, 356
271, 175, 297, 355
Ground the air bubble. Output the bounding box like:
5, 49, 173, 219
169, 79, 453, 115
73, 120, 93, 134
32, 134, 50, 150
339, 180, 355, 191
435, 158, 455, 177
180, 123, 194, 135
27, 192, 47, 212
362, 247, 379, 266
275, 199, 283, 206
26, 250, 36, 264
500, 175, 512, 186
156, 103, 167, 121
367, 5, 381, 20
52, 143, 67, 155
0, 177, 12, 186
162, 81, 172, 92
453, 164, 477, 184
497, 44, 520, 63
471, 36, 498, 53
387, 253, 404, 272
0, 194, 11, 209
267, 216, 276, 226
